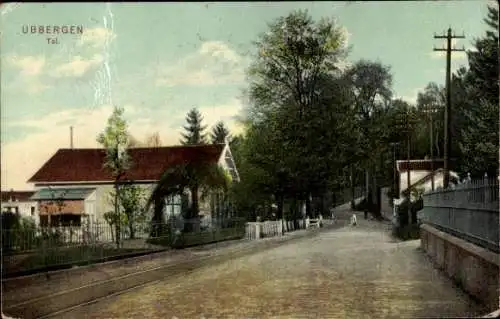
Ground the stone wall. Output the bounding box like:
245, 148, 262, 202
420, 224, 499, 311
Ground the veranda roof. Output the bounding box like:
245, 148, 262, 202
30, 187, 95, 200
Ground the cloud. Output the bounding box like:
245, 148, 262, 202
4, 54, 51, 94
156, 41, 249, 87
198, 98, 245, 132
2, 99, 245, 190
50, 54, 104, 78
77, 27, 116, 49
395, 87, 425, 105
6, 55, 46, 76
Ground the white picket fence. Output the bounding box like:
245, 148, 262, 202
245, 216, 323, 240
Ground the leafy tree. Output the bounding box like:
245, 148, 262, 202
103, 210, 127, 242
246, 9, 349, 218
180, 108, 208, 145
415, 82, 445, 159
109, 185, 147, 239
456, 4, 499, 177
343, 60, 394, 216
211, 121, 231, 144
97, 105, 131, 248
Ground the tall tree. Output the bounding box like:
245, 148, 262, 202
97, 106, 131, 248
456, 4, 499, 177
343, 60, 394, 215
246, 9, 349, 218
211, 121, 231, 144
415, 82, 445, 159
180, 108, 207, 145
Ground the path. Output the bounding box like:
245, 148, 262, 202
51, 208, 487, 318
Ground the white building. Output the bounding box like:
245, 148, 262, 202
392, 159, 459, 225
1, 190, 39, 224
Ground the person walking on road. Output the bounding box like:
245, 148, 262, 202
329, 207, 336, 223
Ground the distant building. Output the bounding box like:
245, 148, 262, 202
1, 190, 39, 224
392, 159, 459, 226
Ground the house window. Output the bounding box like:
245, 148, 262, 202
31, 206, 35, 216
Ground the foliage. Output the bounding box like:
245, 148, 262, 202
412, 4, 499, 178
108, 185, 147, 239
97, 105, 133, 247
96, 105, 131, 176
241, 10, 354, 219
455, 5, 499, 177
211, 121, 231, 144
103, 210, 128, 240
180, 108, 208, 145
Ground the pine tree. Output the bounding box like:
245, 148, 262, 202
211, 121, 230, 144
180, 108, 207, 145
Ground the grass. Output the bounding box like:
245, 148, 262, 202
3, 228, 246, 277
180, 228, 245, 248
147, 227, 246, 249
2, 245, 151, 278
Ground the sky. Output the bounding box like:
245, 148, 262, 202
0, 1, 494, 190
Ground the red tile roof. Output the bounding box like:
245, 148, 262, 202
28, 144, 226, 184
1, 191, 36, 202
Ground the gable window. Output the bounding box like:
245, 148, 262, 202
31, 206, 35, 216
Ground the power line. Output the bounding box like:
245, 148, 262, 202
433, 28, 465, 189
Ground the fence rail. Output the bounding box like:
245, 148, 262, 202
1, 217, 246, 278
245, 220, 306, 240
419, 177, 499, 252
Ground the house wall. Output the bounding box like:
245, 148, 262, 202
33, 181, 218, 224
1, 200, 39, 224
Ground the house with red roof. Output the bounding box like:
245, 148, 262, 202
27, 143, 239, 227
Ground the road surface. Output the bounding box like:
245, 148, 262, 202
53, 212, 487, 318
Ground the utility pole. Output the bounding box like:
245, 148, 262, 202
70, 126, 74, 149
406, 117, 411, 225
423, 104, 439, 191
433, 28, 465, 189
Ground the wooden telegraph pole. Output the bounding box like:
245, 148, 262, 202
433, 28, 465, 189
422, 104, 439, 191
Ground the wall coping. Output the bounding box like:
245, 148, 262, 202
421, 224, 500, 267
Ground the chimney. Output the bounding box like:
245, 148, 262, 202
70, 126, 74, 149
